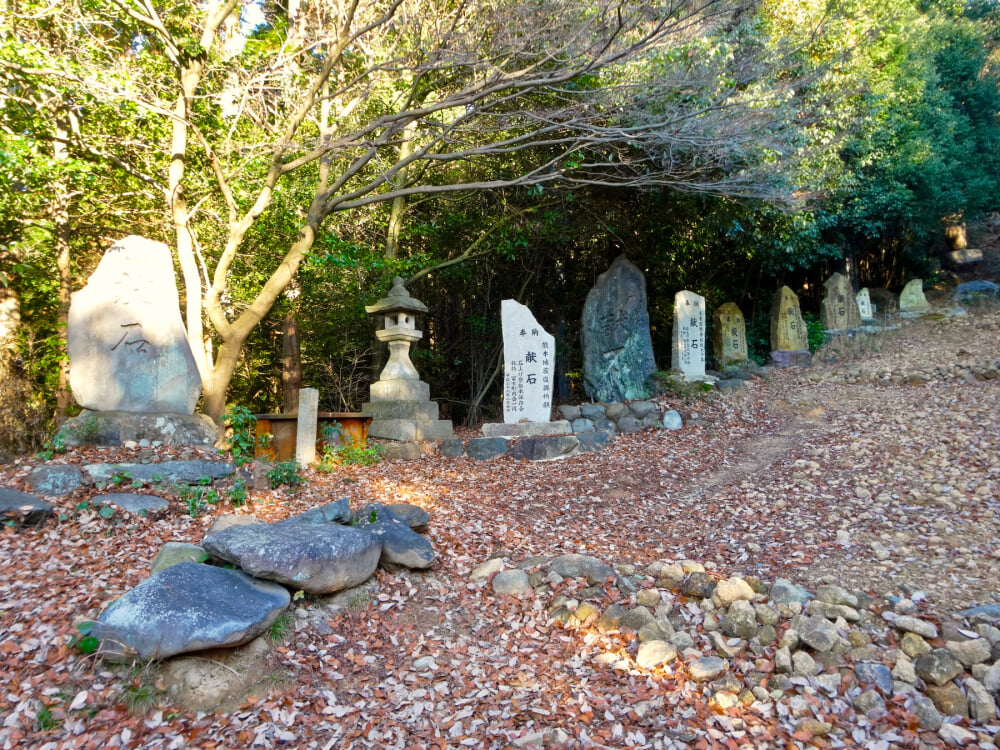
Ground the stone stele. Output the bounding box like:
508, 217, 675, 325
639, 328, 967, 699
899, 279, 930, 312
580, 255, 657, 402
501, 299, 554, 423
712, 302, 748, 367
856, 288, 874, 319
820, 272, 862, 332
68, 236, 201, 414
770, 286, 809, 352
671, 290, 706, 381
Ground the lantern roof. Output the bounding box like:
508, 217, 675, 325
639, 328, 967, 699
365, 276, 428, 315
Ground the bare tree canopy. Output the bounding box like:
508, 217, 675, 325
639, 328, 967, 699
1, 0, 825, 417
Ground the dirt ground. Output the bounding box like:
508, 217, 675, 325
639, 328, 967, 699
1, 299, 999, 749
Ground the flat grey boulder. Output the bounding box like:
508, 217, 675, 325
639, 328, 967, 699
577, 430, 614, 453
0, 488, 53, 524
59, 411, 219, 448
95, 493, 170, 514
26, 465, 85, 496
385, 503, 430, 532
548, 554, 615, 585
93, 562, 289, 660
354, 504, 434, 569
202, 522, 381, 594
464, 437, 509, 461
282, 498, 351, 525
508, 435, 579, 462
150, 542, 208, 575
85, 460, 234, 484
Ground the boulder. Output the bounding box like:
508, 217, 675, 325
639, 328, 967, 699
508, 435, 580, 462
150, 542, 208, 575
579, 403, 607, 420
899, 279, 930, 312
464, 437, 509, 461
353, 503, 435, 570
26, 465, 85, 496
93, 562, 289, 660
282, 498, 351, 525
202, 522, 381, 594
492, 569, 530, 595
58, 411, 218, 448
629, 401, 657, 419
577, 431, 615, 453
438, 438, 465, 458
580, 255, 657, 402
67, 235, 201, 414
385, 503, 431, 532
557, 404, 581, 421
85, 460, 234, 485
95, 493, 170, 514
953, 280, 999, 301
661, 410, 683, 431
0, 488, 54, 525
548, 554, 615, 585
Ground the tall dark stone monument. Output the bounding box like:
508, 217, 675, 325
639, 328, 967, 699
580, 255, 657, 402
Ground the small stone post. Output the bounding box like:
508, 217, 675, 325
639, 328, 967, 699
295, 387, 319, 466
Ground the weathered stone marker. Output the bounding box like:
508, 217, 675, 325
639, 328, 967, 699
295, 387, 319, 466
900, 279, 930, 312
580, 255, 657, 402
770, 286, 811, 366
501, 299, 554, 423
671, 290, 706, 381
712, 302, 748, 367
856, 288, 874, 320
820, 272, 861, 332
68, 235, 202, 413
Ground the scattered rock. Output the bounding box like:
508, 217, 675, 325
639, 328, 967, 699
94, 563, 289, 660
492, 570, 530, 596
689, 656, 727, 682
150, 542, 208, 575
202, 522, 381, 594
0, 488, 54, 525
94, 493, 170, 514
636, 640, 677, 669
915, 649, 965, 687
26, 465, 84, 496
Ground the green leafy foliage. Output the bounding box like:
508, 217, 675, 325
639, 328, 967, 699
223, 406, 268, 467
70, 621, 99, 654
266, 461, 305, 491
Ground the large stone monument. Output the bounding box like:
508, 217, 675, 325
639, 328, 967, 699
68, 235, 201, 413
61, 236, 217, 447
580, 255, 657, 402
671, 290, 706, 381
712, 302, 748, 368
820, 272, 861, 332
899, 279, 930, 313
770, 286, 811, 367
361, 278, 453, 442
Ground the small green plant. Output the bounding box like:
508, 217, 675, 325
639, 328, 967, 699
223, 406, 269, 467
650, 371, 715, 403
119, 664, 162, 715
35, 702, 60, 731
70, 621, 99, 654
74, 499, 115, 519
35, 431, 66, 461
318, 436, 385, 471
227, 477, 249, 507
266, 611, 294, 644
177, 479, 220, 517
803, 311, 826, 353
110, 470, 132, 487
267, 460, 305, 490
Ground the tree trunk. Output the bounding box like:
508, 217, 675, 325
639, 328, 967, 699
52, 116, 73, 423
281, 312, 302, 413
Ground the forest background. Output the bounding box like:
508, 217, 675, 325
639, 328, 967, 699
2, 0, 1000, 457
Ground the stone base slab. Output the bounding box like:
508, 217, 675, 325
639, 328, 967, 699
361, 400, 439, 421
481, 420, 571, 438
769, 350, 813, 368
369, 418, 454, 442
58, 410, 219, 447
369, 378, 430, 402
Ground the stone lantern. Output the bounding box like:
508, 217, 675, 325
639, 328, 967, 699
362, 277, 453, 442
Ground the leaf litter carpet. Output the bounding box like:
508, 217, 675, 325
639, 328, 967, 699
1, 311, 999, 749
